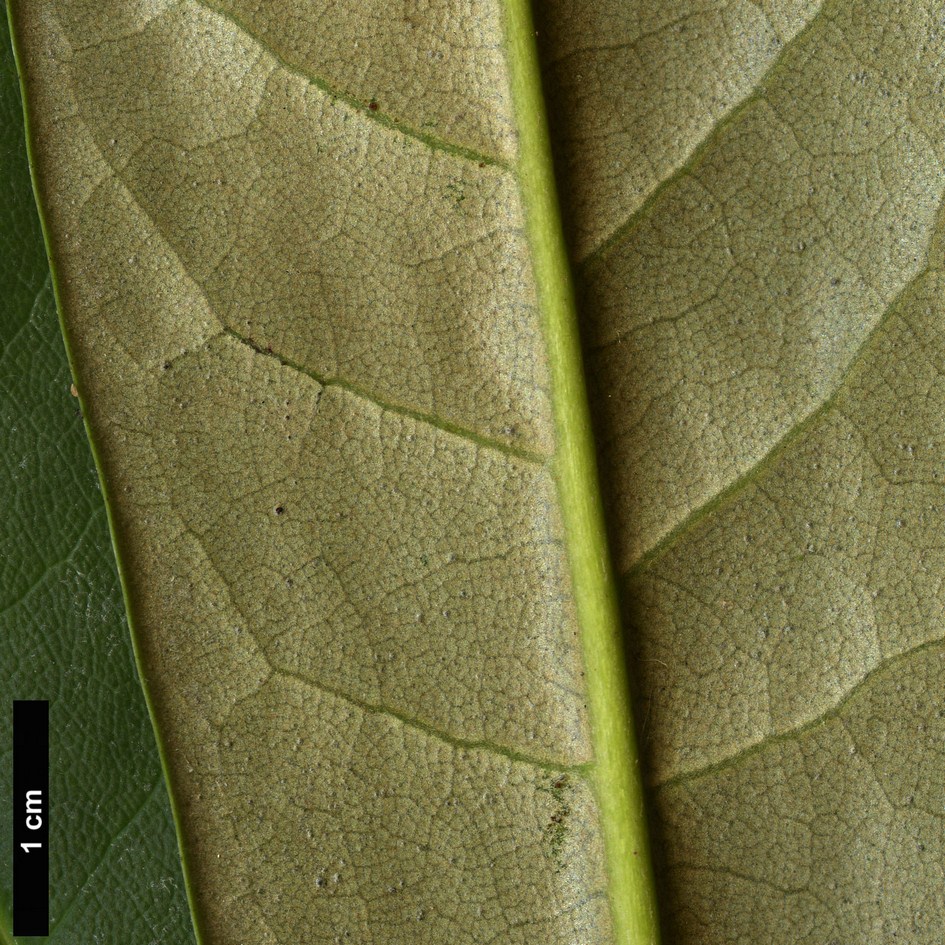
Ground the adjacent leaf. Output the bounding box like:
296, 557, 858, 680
0, 14, 195, 943
539, 0, 945, 939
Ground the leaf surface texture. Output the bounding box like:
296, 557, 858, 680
538, 0, 945, 939
8, 1, 614, 943
6, 0, 945, 943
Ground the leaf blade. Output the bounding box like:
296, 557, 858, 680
539, 0, 945, 938
5, 0, 652, 941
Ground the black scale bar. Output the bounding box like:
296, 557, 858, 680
13, 700, 48, 937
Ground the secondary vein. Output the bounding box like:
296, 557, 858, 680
656, 635, 945, 791
623, 192, 945, 582
224, 328, 549, 466
190, 0, 510, 171
579, 2, 830, 268
269, 662, 592, 777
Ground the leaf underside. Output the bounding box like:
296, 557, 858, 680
6, 0, 945, 943
539, 0, 945, 938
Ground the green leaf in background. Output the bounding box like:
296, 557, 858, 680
5, 1, 945, 944
0, 12, 196, 945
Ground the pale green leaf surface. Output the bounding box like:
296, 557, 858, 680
0, 13, 196, 943
190, 0, 519, 164
538, 0, 824, 258
7, 1, 623, 943
8, 0, 945, 942
539, 0, 945, 939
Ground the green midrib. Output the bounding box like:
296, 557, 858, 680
500, 2, 661, 943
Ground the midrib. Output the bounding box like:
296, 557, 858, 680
499, 2, 661, 943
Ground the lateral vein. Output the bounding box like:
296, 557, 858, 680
267, 661, 591, 776
623, 195, 945, 582
656, 636, 945, 791
189, 0, 510, 171
579, 2, 830, 268
73, 124, 545, 469
223, 328, 549, 466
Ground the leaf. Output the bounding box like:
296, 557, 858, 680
5, 1, 655, 943
538, 0, 945, 939
5, 1, 945, 944
0, 14, 195, 944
